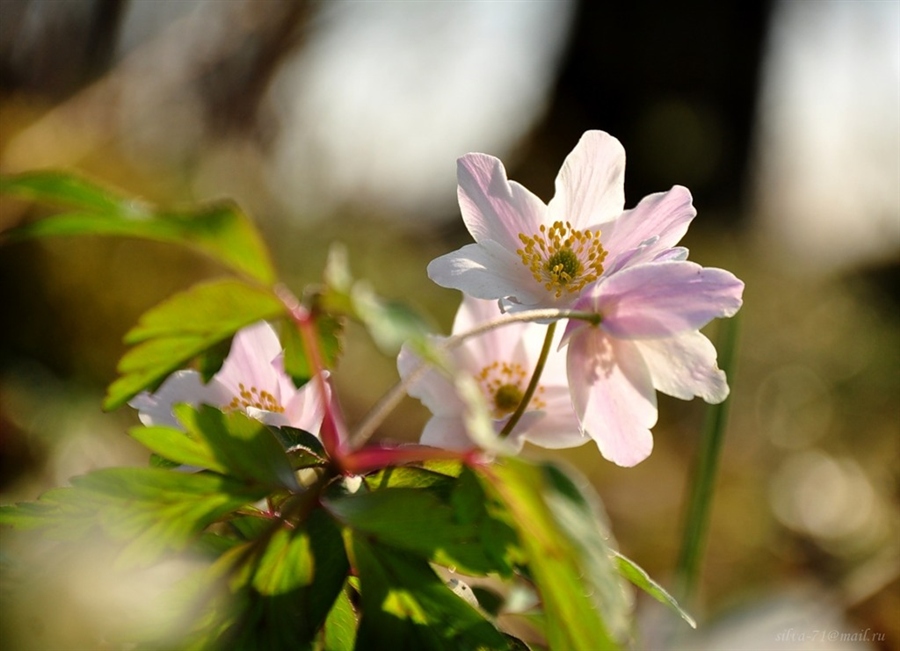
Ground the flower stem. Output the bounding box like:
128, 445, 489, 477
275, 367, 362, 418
498, 321, 556, 438
349, 307, 597, 448
674, 313, 741, 605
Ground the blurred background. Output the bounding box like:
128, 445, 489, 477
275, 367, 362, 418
0, 0, 897, 649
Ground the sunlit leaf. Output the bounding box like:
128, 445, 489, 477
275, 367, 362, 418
0, 468, 268, 566
104, 278, 285, 410
481, 458, 630, 651
210, 509, 349, 650
318, 585, 357, 651
1, 171, 276, 284
173, 405, 299, 490
324, 469, 518, 577
348, 533, 509, 650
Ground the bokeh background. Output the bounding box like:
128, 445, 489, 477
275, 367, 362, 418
1, 1, 898, 649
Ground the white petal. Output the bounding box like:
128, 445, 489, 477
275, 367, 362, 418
129, 370, 227, 428
420, 415, 474, 451
547, 130, 626, 228
634, 331, 729, 403
457, 153, 548, 252
427, 241, 543, 305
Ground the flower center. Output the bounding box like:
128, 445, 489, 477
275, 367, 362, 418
226, 382, 285, 414
476, 361, 545, 418
517, 221, 607, 298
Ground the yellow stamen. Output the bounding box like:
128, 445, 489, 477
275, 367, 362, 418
225, 382, 285, 414
476, 361, 545, 418
516, 220, 607, 298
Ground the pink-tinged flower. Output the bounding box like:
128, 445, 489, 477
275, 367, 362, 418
398, 296, 587, 451
130, 321, 329, 436
427, 130, 697, 311
564, 261, 744, 467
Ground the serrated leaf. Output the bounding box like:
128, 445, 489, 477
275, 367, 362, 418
173, 404, 299, 490
348, 534, 509, 650
0, 468, 268, 566
481, 458, 629, 651
612, 551, 695, 628
1, 171, 276, 284
324, 469, 517, 577
210, 509, 349, 650
130, 424, 225, 473
104, 278, 285, 410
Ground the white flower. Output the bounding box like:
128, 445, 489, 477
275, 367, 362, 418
398, 296, 586, 451
427, 130, 697, 312
130, 321, 329, 435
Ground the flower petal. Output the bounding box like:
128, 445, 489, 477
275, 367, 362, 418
215, 321, 284, 397
567, 329, 657, 467
397, 341, 466, 417
547, 130, 626, 228
635, 331, 729, 403
420, 415, 474, 451
519, 386, 589, 449
129, 370, 228, 428
600, 185, 696, 274
457, 153, 548, 252
427, 241, 543, 305
589, 261, 744, 339
284, 373, 332, 434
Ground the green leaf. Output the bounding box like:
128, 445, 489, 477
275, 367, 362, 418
348, 534, 509, 650
211, 509, 350, 650
324, 470, 518, 577
481, 458, 630, 651
612, 551, 695, 628
363, 465, 458, 494
271, 426, 329, 469
173, 405, 299, 490
130, 424, 225, 473
319, 585, 358, 651
1, 171, 276, 284
0, 468, 268, 565
105, 278, 286, 410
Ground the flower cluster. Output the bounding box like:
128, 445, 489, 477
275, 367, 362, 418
418, 130, 744, 466
133, 131, 743, 468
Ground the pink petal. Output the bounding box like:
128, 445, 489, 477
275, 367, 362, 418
634, 331, 729, 403
457, 153, 548, 252
600, 186, 696, 274
590, 261, 744, 339
567, 330, 657, 467
284, 373, 332, 433
547, 130, 626, 229
215, 321, 284, 396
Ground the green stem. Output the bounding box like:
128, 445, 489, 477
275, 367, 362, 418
499, 321, 557, 438
674, 313, 741, 604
